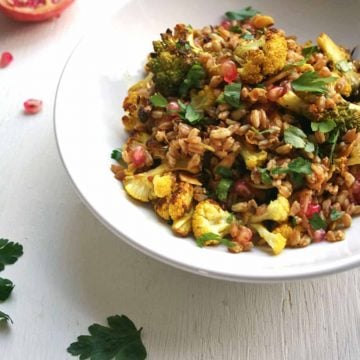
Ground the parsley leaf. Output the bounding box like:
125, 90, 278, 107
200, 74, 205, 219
216, 166, 233, 178
230, 25, 242, 34
225, 6, 260, 21
330, 208, 344, 222
216, 178, 233, 201
179, 64, 206, 97
0, 239, 23, 272
111, 148, 123, 162
311, 120, 337, 133
223, 82, 242, 108
302, 45, 319, 60
336, 60, 352, 73
178, 101, 204, 124
309, 213, 327, 230
271, 157, 312, 176
67, 314, 147, 360
284, 125, 314, 152
241, 33, 255, 40
0, 278, 14, 301
196, 233, 235, 248
0, 311, 12, 323
292, 71, 337, 94
258, 168, 272, 185
150, 93, 168, 108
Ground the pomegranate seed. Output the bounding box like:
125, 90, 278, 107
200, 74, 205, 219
313, 229, 326, 243
221, 60, 238, 83
23, 99, 42, 114
305, 203, 321, 218
130, 146, 146, 167
267, 86, 286, 102
167, 101, 180, 113
233, 180, 252, 198
220, 20, 232, 30
0, 52, 13, 68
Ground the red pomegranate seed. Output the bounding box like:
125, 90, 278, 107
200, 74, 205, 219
0, 52, 13, 68
220, 20, 232, 30
313, 229, 326, 243
131, 146, 146, 167
221, 60, 238, 83
305, 203, 321, 218
267, 86, 287, 102
23, 99, 43, 114
167, 101, 180, 113
233, 180, 252, 198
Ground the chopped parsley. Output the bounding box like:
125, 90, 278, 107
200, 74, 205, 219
302, 45, 319, 60
225, 6, 259, 21
272, 157, 312, 176
196, 233, 235, 248
291, 71, 337, 94
216, 166, 233, 178
258, 168, 272, 185
179, 64, 206, 97
223, 82, 242, 108
216, 178, 233, 201
284, 125, 314, 152
149, 93, 168, 108
111, 148, 123, 162
178, 101, 204, 124
311, 119, 337, 133
309, 213, 327, 230
330, 208, 344, 222
67, 315, 147, 360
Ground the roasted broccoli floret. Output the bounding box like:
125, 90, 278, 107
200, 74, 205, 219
317, 33, 360, 100
192, 199, 232, 244
146, 24, 203, 97
234, 30, 288, 84
277, 90, 360, 131
249, 195, 290, 223
252, 224, 286, 255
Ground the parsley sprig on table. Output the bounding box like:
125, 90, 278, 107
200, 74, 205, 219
0, 238, 23, 323
67, 314, 147, 360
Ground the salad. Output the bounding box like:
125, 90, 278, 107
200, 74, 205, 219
111, 6, 360, 255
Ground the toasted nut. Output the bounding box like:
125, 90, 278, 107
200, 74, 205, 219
252, 15, 274, 28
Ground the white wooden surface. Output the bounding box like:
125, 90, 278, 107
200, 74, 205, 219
1, 1, 360, 359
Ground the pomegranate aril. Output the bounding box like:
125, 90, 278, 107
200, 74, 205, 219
221, 60, 238, 83
313, 229, 326, 243
24, 99, 43, 114
305, 203, 321, 218
220, 20, 232, 30
0, 51, 13, 68
130, 146, 146, 167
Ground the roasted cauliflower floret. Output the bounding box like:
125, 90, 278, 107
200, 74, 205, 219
122, 164, 169, 202
154, 196, 171, 220
236, 30, 288, 84
252, 224, 286, 255
249, 195, 290, 223
153, 173, 176, 198
169, 182, 194, 220
172, 207, 194, 237
192, 199, 232, 244
240, 146, 268, 170
273, 224, 293, 240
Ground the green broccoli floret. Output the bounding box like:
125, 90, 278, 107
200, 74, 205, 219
277, 90, 360, 131
317, 33, 360, 100
146, 24, 204, 97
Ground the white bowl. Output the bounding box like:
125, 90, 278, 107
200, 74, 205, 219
54, 0, 360, 282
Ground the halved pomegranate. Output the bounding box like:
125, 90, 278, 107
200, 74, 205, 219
0, 0, 74, 22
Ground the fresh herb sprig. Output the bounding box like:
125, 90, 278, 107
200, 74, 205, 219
284, 125, 315, 152
291, 71, 337, 94
196, 233, 235, 249
225, 6, 260, 21
67, 314, 147, 360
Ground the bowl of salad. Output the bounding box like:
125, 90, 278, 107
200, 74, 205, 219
55, 0, 360, 282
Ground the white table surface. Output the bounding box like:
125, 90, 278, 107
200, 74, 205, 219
1, 1, 360, 359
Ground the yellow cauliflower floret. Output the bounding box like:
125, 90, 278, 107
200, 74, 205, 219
273, 224, 293, 240
240, 146, 268, 170
236, 31, 288, 84
172, 207, 194, 237
153, 173, 175, 198
169, 182, 194, 220
250, 195, 290, 223
192, 199, 232, 244
123, 164, 169, 202
252, 224, 286, 255
154, 196, 171, 220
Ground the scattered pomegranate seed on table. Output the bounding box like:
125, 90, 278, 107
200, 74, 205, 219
0, 51, 13, 68
23, 99, 43, 115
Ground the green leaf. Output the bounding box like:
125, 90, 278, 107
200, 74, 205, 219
111, 149, 123, 162
311, 120, 337, 133
258, 168, 272, 185
216, 178, 233, 201
150, 93, 168, 108
216, 166, 233, 178
241, 33, 255, 40
302, 45, 319, 60
336, 60, 352, 73
185, 104, 203, 124
225, 6, 260, 21
0, 311, 12, 323
288, 157, 312, 174
284, 59, 306, 71
196, 233, 235, 248
304, 141, 315, 153
67, 315, 147, 360
0, 278, 14, 301
179, 64, 206, 97
328, 128, 340, 162
291, 71, 337, 94
284, 125, 307, 148
226, 213, 235, 224
229, 26, 242, 34
330, 208, 344, 222
309, 213, 327, 230
223, 82, 242, 108
0, 239, 23, 272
